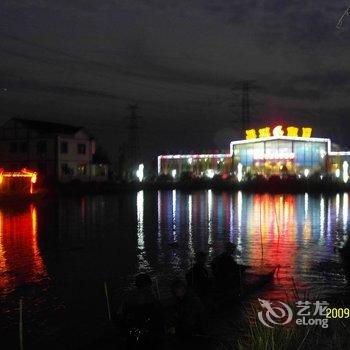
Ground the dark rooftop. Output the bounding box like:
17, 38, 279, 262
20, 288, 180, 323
13, 118, 83, 135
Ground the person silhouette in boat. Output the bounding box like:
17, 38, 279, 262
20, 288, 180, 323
116, 273, 165, 349
211, 242, 244, 288
186, 251, 210, 297
166, 279, 208, 347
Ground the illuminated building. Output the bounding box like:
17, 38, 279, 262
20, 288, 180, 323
157, 125, 350, 180
0, 118, 108, 182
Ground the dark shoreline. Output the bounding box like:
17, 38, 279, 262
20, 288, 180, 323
44, 178, 350, 197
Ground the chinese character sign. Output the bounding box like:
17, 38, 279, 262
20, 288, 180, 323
258, 127, 271, 138
245, 125, 313, 140
246, 129, 257, 140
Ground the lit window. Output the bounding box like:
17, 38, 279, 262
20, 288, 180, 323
77, 164, 87, 175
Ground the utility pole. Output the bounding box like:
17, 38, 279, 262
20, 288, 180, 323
231, 80, 260, 135
124, 103, 142, 180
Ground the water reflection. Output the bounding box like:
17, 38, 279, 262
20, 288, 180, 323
0, 191, 349, 302
0, 205, 46, 294
155, 192, 350, 298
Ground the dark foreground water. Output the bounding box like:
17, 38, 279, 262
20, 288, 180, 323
0, 191, 349, 349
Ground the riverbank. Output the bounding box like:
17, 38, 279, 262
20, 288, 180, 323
42, 177, 350, 197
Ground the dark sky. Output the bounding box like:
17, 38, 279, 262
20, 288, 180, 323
1, 1, 350, 161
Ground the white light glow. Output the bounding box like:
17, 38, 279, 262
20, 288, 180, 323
335, 168, 340, 178
171, 169, 177, 178
136, 163, 144, 182
343, 193, 348, 232
206, 169, 215, 178
343, 161, 349, 183
304, 168, 310, 178
253, 152, 295, 161
320, 196, 325, 238
237, 163, 243, 182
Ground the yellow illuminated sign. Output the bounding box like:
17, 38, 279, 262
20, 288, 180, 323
287, 126, 299, 137
258, 127, 271, 138
302, 127, 312, 138
246, 129, 257, 140
245, 125, 312, 140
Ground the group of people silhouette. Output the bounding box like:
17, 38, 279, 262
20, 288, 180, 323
116, 242, 245, 349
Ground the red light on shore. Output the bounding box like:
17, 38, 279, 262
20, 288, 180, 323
0, 168, 38, 194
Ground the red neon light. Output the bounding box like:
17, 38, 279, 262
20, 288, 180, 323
0, 168, 38, 194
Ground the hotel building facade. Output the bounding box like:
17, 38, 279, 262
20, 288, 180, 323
157, 125, 350, 182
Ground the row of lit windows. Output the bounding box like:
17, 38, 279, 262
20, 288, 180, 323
61, 163, 87, 176
233, 141, 327, 167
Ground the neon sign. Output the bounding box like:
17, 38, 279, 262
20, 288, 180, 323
273, 125, 284, 137
245, 125, 313, 140
0, 168, 37, 194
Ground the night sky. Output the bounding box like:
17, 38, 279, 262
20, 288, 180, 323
1, 1, 350, 161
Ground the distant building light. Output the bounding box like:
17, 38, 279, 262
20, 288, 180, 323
253, 152, 295, 161
237, 163, 243, 182
188, 158, 193, 165
343, 161, 349, 183
136, 164, 144, 182
304, 169, 310, 178
171, 169, 177, 178
206, 169, 215, 178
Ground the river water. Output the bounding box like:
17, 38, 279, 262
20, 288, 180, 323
0, 191, 349, 348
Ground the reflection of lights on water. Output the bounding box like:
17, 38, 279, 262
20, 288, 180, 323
336, 193, 340, 223
320, 196, 325, 241
188, 194, 193, 255
229, 195, 234, 242
327, 198, 331, 236
172, 190, 177, 241
0, 211, 5, 274
343, 193, 348, 233
237, 191, 242, 249
157, 191, 161, 250
0, 205, 46, 293
137, 191, 144, 251
207, 190, 213, 249
304, 193, 309, 218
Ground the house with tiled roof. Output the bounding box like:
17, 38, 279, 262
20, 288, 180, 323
0, 118, 108, 182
